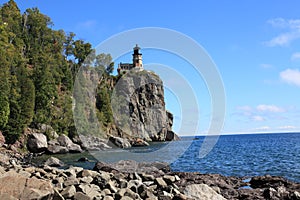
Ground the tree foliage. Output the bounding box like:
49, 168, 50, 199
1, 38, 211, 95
0, 0, 117, 144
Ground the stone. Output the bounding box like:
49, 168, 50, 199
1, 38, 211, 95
0, 194, 18, 200
142, 174, 155, 181
184, 184, 226, 200
27, 133, 48, 153
53, 188, 64, 200
93, 161, 118, 173
163, 175, 176, 184
38, 123, 59, 139
18, 170, 31, 178
0, 166, 5, 174
0, 171, 54, 200
109, 136, 131, 148
0, 131, 5, 147
132, 138, 150, 147
78, 157, 89, 162
68, 143, 83, 153
103, 196, 114, 200
127, 179, 143, 193
121, 196, 134, 200
45, 156, 64, 167
124, 188, 141, 199
57, 134, 83, 153
47, 144, 69, 154
64, 177, 79, 186
101, 189, 112, 196
61, 185, 76, 199
155, 177, 168, 188
162, 191, 174, 198
80, 176, 94, 184
74, 192, 92, 200
173, 193, 188, 200
79, 169, 99, 178
292, 191, 300, 199
106, 180, 118, 193
165, 130, 180, 141
78, 184, 101, 198
250, 175, 291, 189
263, 187, 277, 199
79, 135, 112, 151
115, 188, 127, 198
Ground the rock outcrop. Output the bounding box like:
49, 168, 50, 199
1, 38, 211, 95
0, 171, 54, 200
184, 184, 226, 200
47, 134, 83, 154
0, 131, 5, 147
27, 133, 48, 153
112, 71, 179, 142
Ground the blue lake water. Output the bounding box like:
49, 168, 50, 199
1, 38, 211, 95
34, 132, 300, 183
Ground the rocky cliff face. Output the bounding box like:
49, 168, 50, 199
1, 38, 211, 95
74, 68, 178, 142
112, 70, 178, 141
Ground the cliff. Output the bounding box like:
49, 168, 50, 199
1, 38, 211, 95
112, 70, 178, 141
74, 68, 179, 143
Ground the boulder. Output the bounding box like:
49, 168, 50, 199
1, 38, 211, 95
165, 130, 180, 141
74, 192, 92, 200
57, 135, 83, 153
47, 144, 69, 154
61, 185, 76, 199
0, 171, 54, 200
93, 161, 118, 173
250, 175, 293, 189
45, 156, 64, 167
0, 131, 5, 147
184, 184, 226, 200
38, 123, 59, 139
27, 133, 48, 153
109, 136, 131, 148
79, 135, 111, 151
132, 138, 150, 147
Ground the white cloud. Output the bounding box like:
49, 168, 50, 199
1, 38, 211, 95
278, 125, 296, 130
256, 104, 285, 113
260, 64, 273, 69
291, 52, 300, 61
254, 126, 271, 131
252, 115, 265, 121
280, 68, 300, 87
265, 18, 300, 47
237, 106, 252, 112
76, 20, 97, 29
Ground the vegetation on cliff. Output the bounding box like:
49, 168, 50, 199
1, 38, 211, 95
0, 0, 115, 144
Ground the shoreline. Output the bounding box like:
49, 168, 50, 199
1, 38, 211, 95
0, 149, 299, 200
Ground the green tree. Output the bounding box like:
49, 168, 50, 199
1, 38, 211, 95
18, 65, 35, 127
96, 86, 113, 125
95, 53, 114, 75
0, 23, 11, 129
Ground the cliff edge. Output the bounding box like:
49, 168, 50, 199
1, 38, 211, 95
112, 70, 179, 142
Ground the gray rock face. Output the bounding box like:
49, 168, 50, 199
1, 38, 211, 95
109, 136, 131, 148
27, 133, 48, 153
112, 71, 178, 141
45, 157, 64, 167
0, 171, 54, 200
184, 184, 226, 200
47, 135, 82, 154
0, 131, 5, 147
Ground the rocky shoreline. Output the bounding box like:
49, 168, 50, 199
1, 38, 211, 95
0, 149, 300, 200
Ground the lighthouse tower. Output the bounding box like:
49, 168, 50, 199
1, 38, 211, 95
118, 44, 143, 75
132, 44, 143, 68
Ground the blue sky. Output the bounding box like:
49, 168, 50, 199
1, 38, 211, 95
11, 0, 300, 135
